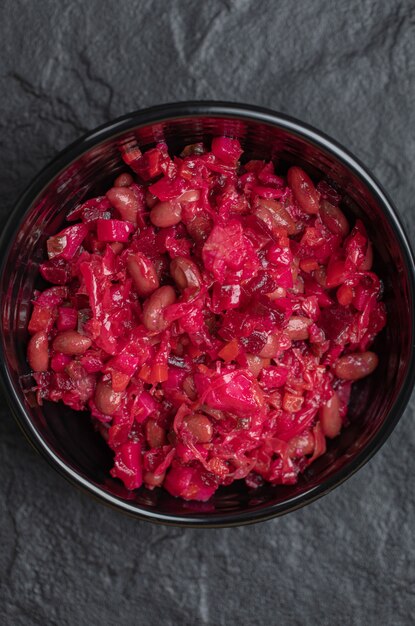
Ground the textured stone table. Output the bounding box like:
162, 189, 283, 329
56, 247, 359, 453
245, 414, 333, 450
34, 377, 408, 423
1, 1, 414, 624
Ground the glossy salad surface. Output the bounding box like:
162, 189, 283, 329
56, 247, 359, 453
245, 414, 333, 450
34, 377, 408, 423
26, 137, 386, 501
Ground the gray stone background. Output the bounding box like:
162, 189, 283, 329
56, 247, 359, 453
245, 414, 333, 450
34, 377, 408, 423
1, 1, 414, 624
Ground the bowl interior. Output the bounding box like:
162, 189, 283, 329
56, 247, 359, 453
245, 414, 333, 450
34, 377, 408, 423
1, 110, 413, 523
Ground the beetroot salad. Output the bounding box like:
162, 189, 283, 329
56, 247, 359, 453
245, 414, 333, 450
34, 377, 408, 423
26, 137, 386, 501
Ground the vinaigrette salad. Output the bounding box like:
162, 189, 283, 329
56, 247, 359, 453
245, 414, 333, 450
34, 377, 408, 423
27, 137, 386, 501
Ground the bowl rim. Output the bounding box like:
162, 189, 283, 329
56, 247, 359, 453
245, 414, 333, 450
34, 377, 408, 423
1, 100, 415, 527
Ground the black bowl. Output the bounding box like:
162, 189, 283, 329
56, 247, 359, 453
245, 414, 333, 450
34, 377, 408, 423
1, 102, 414, 527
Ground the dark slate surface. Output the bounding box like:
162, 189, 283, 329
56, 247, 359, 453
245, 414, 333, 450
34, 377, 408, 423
1, 1, 415, 624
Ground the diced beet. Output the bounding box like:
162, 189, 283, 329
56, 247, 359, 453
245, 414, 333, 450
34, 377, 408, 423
57, 307, 78, 331
96, 219, 135, 242
39, 258, 71, 285
259, 366, 289, 390
110, 441, 143, 490
47, 224, 88, 261
28, 305, 55, 334
211, 137, 242, 166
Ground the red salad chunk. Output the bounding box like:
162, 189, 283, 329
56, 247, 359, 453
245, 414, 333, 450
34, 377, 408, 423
27, 138, 386, 501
